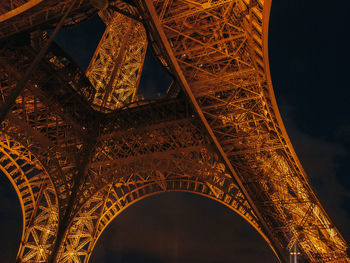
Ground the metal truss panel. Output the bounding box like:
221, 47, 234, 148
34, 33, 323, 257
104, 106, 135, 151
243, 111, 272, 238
0, 132, 59, 262
0, 0, 96, 39
137, 0, 350, 261
0, 0, 348, 262
57, 152, 267, 263
0, 41, 94, 223
86, 12, 147, 112
1, 37, 265, 261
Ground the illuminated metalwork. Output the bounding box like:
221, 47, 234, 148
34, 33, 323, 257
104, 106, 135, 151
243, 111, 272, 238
0, 0, 96, 38
0, 132, 58, 262
0, 0, 348, 262
86, 11, 147, 111
137, 0, 349, 261
57, 165, 263, 263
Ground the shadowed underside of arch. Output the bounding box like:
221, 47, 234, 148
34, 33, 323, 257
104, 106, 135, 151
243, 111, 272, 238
56, 171, 275, 263
0, 132, 59, 262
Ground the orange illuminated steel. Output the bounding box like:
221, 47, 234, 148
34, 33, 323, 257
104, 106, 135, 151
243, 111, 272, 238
86, 11, 147, 111
0, 0, 348, 263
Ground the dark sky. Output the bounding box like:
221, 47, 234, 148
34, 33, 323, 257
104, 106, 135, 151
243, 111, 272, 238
1, 0, 349, 262
268, 0, 350, 243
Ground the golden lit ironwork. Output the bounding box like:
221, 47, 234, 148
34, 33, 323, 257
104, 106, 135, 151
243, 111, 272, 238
0, 0, 96, 38
0, 0, 348, 262
138, 0, 349, 261
0, 132, 58, 262
86, 11, 147, 111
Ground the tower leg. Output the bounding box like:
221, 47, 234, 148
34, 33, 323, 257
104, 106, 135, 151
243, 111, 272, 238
86, 11, 147, 111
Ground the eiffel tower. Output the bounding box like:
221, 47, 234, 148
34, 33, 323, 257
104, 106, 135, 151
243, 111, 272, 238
0, 0, 349, 262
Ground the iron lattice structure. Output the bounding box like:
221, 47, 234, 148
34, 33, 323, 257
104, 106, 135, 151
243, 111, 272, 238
0, 0, 349, 262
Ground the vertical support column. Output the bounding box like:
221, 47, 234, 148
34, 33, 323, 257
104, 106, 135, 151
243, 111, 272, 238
48, 138, 97, 263
86, 12, 147, 112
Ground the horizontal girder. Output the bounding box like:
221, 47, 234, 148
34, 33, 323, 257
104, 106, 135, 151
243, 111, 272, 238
0, 0, 96, 39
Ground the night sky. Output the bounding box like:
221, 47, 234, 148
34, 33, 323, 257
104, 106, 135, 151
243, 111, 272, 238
0, 0, 349, 262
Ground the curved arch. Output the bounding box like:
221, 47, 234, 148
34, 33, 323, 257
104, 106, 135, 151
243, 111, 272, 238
0, 131, 59, 262
0, 44, 96, 218
57, 169, 279, 263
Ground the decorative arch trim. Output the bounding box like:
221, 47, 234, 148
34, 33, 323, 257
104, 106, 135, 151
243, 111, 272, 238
57, 172, 277, 263
0, 132, 59, 262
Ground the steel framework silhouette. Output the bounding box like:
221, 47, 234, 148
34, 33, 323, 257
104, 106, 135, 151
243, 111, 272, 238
0, 0, 349, 262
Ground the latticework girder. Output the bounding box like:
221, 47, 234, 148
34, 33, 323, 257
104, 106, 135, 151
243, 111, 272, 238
0, 132, 58, 262
57, 150, 265, 263
0, 0, 349, 262
0, 39, 98, 232
0, 0, 97, 39
86, 11, 147, 111
1, 33, 266, 261
136, 0, 349, 261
